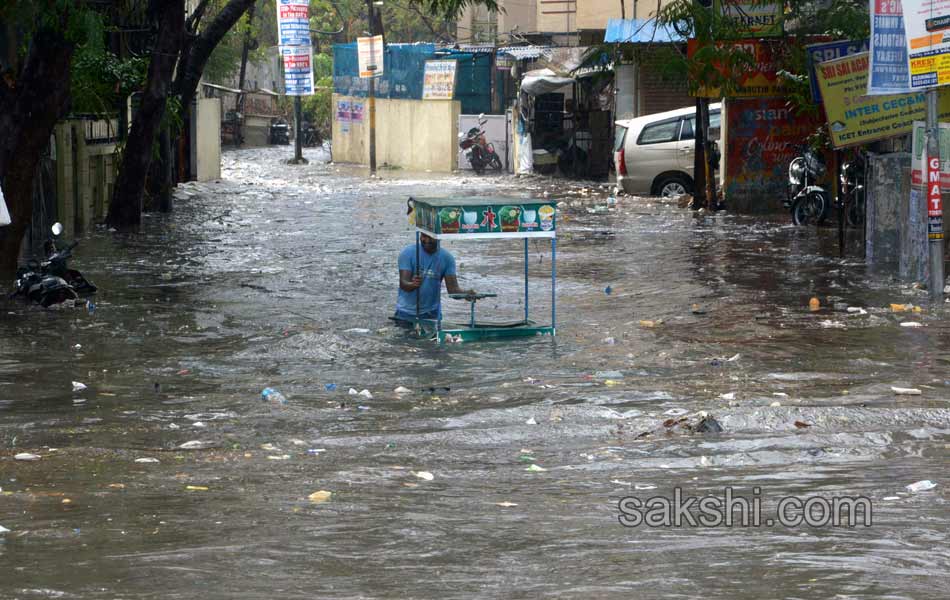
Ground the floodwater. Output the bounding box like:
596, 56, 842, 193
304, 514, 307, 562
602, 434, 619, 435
1, 146, 949, 599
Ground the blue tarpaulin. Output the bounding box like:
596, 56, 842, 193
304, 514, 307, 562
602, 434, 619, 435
604, 18, 685, 44
333, 43, 492, 114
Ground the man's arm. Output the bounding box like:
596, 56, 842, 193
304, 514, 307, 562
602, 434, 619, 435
400, 269, 422, 292
444, 275, 475, 297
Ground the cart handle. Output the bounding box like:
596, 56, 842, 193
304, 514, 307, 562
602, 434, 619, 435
449, 293, 497, 301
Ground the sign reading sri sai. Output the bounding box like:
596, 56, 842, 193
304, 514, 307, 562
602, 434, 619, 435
815, 51, 950, 147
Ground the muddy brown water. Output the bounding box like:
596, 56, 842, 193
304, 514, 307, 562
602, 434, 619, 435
1, 147, 948, 599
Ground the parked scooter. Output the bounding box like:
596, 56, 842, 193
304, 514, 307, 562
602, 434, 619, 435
786, 148, 829, 226
458, 114, 502, 174
11, 222, 97, 308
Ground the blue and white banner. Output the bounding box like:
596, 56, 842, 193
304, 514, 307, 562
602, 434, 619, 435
867, 0, 913, 94
281, 46, 314, 96
276, 0, 311, 47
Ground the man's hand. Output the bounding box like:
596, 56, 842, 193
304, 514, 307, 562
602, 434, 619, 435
410, 276, 423, 290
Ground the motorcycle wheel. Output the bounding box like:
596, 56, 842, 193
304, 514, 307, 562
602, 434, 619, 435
792, 191, 828, 226
471, 147, 486, 175
490, 154, 502, 171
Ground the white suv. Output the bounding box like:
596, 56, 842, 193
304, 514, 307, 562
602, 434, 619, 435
614, 103, 721, 197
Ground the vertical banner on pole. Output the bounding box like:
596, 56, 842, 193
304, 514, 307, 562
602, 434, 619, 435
281, 46, 315, 95
357, 35, 385, 78
276, 0, 312, 46
867, 0, 912, 94
927, 151, 945, 239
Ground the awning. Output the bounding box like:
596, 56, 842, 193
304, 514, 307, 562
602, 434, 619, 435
498, 46, 552, 61
202, 82, 241, 94
604, 18, 685, 43
521, 68, 574, 95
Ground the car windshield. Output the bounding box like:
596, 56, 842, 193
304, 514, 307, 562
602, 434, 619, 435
613, 125, 627, 152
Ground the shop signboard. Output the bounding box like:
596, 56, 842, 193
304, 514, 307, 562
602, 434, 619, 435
806, 39, 869, 103
815, 51, 950, 147
903, 0, 950, 89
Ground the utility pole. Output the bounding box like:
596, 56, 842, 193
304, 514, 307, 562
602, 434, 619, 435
925, 89, 945, 301
365, 0, 378, 175
293, 95, 304, 162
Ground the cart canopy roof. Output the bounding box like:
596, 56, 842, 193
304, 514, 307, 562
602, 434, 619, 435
412, 197, 557, 239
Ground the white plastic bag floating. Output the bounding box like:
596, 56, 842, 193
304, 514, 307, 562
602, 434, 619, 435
0, 184, 10, 226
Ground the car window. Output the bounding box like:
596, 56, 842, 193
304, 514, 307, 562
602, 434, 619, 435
638, 120, 680, 145
680, 117, 694, 140
614, 125, 627, 152
709, 111, 721, 137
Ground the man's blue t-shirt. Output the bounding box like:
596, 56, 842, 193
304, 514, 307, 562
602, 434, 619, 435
395, 245, 456, 319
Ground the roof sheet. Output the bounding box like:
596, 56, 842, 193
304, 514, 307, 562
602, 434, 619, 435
604, 18, 685, 44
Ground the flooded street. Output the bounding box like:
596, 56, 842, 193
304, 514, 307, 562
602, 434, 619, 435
2, 146, 949, 599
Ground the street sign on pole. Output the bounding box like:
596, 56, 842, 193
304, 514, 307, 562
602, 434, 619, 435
276, 0, 312, 46
280, 46, 315, 96
358, 35, 385, 78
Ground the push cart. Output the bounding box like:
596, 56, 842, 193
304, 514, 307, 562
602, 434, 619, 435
409, 197, 557, 343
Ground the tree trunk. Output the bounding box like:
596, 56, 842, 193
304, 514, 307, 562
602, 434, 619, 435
107, 0, 185, 230
0, 24, 75, 280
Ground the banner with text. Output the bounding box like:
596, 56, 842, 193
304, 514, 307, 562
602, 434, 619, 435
868, 0, 912, 94
422, 60, 458, 100
276, 0, 311, 47
687, 39, 789, 97
911, 122, 946, 238
807, 39, 870, 103
357, 35, 385, 78
281, 46, 314, 95
714, 0, 783, 37
815, 51, 950, 147
904, 0, 950, 89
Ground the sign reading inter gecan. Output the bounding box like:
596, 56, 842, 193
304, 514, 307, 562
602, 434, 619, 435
414, 200, 556, 236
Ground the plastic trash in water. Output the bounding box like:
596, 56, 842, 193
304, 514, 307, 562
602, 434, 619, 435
324, 383, 337, 392
604, 285, 612, 295
261, 387, 287, 404
906, 480, 937, 493
87, 301, 95, 314
72, 381, 87, 392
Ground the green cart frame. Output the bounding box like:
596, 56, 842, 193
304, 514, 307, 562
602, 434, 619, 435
410, 197, 557, 343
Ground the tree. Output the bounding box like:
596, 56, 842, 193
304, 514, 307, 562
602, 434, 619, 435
109, 0, 497, 229
107, 0, 185, 229
0, 1, 96, 280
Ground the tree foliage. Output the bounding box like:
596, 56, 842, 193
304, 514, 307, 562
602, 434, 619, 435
657, 0, 870, 115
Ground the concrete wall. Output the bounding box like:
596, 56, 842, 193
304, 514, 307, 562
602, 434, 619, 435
537, 1, 576, 35
332, 94, 461, 172
195, 97, 222, 182
866, 153, 908, 275
577, 0, 676, 30
53, 120, 116, 238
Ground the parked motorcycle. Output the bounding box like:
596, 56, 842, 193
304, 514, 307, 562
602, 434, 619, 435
458, 114, 502, 174
786, 148, 829, 226
301, 121, 322, 147
838, 153, 866, 228
11, 222, 97, 308
269, 118, 290, 145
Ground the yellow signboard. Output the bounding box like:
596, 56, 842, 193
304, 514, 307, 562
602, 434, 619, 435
815, 51, 950, 148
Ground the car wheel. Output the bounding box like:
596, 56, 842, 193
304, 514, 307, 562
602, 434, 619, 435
654, 174, 692, 198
